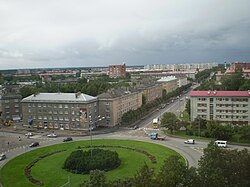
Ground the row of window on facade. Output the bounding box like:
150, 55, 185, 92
28, 109, 96, 115
30, 115, 81, 121
4, 104, 20, 108
28, 103, 96, 108
198, 98, 248, 102
216, 115, 248, 119
216, 104, 248, 107
216, 110, 248, 113
3, 99, 20, 103
4, 109, 20, 113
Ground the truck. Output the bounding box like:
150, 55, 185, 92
149, 133, 166, 141
152, 118, 159, 129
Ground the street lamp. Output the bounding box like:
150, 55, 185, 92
89, 115, 105, 157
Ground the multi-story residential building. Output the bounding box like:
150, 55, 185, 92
0, 86, 22, 123
108, 64, 126, 79
135, 78, 162, 103
144, 63, 217, 71
190, 90, 250, 125
98, 88, 142, 127
176, 75, 188, 87
157, 76, 179, 93
21, 92, 98, 130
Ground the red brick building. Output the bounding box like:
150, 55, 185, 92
108, 64, 126, 79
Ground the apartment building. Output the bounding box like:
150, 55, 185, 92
144, 63, 217, 71
0, 86, 22, 123
190, 90, 250, 125
157, 76, 179, 93
108, 64, 126, 79
134, 79, 162, 103
21, 92, 98, 130
98, 88, 142, 127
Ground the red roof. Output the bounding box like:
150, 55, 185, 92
190, 90, 250, 97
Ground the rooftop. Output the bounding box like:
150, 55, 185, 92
157, 76, 177, 82
22, 92, 97, 103
190, 90, 250, 97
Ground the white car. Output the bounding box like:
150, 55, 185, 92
184, 139, 195, 144
47, 133, 57, 138
25, 132, 33, 136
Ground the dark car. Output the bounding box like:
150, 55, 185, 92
0, 154, 6, 161
63, 137, 73, 142
29, 142, 39, 147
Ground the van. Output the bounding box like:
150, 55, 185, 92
215, 140, 227, 148
184, 139, 195, 144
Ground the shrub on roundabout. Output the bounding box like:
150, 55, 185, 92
63, 149, 121, 174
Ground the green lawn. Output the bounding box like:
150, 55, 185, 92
0, 139, 182, 187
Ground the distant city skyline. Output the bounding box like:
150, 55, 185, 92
0, 0, 250, 70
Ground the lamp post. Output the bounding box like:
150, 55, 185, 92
89, 115, 105, 157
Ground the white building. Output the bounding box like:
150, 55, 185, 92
190, 90, 250, 125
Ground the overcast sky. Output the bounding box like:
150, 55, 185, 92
0, 0, 250, 69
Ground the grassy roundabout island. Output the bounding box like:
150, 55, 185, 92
0, 139, 184, 187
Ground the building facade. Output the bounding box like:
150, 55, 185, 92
21, 92, 98, 130
0, 86, 22, 123
98, 88, 142, 127
190, 90, 250, 125
157, 76, 179, 93
108, 64, 126, 79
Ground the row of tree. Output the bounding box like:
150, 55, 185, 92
122, 83, 192, 125
195, 68, 250, 91
161, 111, 250, 142
79, 143, 250, 187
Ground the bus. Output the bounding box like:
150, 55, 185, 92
152, 118, 159, 129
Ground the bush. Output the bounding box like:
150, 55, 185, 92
63, 149, 121, 174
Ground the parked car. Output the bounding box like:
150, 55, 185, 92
63, 137, 73, 142
25, 132, 33, 136
133, 125, 139, 130
47, 133, 57, 138
29, 142, 39, 147
0, 154, 6, 161
184, 139, 195, 144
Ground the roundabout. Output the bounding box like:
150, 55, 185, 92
0, 139, 184, 187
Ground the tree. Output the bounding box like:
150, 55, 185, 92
206, 121, 233, 140
133, 163, 155, 187
79, 169, 107, 187
156, 155, 187, 187
142, 94, 147, 105
185, 99, 191, 119
221, 68, 245, 90
239, 79, 250, 90
161, 112, 179, 134
197, 142, 250, 187
89, 170, 107, 187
